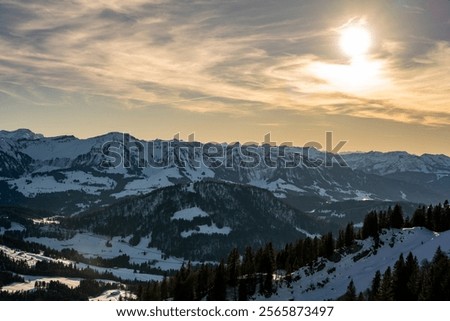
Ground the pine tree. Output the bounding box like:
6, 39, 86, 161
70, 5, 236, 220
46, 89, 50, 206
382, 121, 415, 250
242, 247, 255, 276
260, 243, 275, 296
136, 284, 144, 300
443, 201, 450, 231
361, 211, 380, 248
241, 246, 256, 296
392, 254, 407, 300
390, 204, 404, 229
411, 206, 426, 227
344, 223, 355, 247
320, 232, 334, 258
377, 211, 388, 230
425, 205, 433, 230
209, 260, 227, 301
226, 248, 240, 300
343, 280, 356, 301
418, 260, 432, 300
431, 204, 443, 232
379, 267, 393, 300
262, 271, 273, 297
336, 230, 345, 249
428, 247, 450, 300
173, 262, 194, 300
196, 264, 211, 300
369, 270, 381, 300
302, 238, 314, 265
227, 248, 240, 286
362, 211, 379, 240
404, 252, 419, 300
160, 274, 168, 300
238, 278, 248, 301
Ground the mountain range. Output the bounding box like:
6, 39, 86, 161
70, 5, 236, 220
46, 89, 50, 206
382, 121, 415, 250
1, 129, 449, 217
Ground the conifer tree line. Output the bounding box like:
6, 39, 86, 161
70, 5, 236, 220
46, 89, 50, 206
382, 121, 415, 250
343, 247, 450, 300
133, 201, 450, 301
363, 201, 450, 236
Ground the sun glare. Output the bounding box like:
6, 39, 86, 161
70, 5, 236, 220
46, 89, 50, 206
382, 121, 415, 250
340, 26, 372, 58
305, 23, 385, 94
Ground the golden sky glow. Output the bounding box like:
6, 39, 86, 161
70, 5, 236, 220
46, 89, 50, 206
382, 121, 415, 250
0, 0, 449, 155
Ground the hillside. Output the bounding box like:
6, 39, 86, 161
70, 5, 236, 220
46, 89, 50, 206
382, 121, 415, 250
264, 227, 450, 300
60, 181, 329, 260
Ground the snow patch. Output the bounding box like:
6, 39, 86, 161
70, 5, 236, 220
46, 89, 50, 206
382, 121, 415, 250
181, 224, 232, 238
309, 183, 337, 201
351, 190, 373, 201
8, 171, 116, 197
111, 167, 182, 198
330, 211, 346, 218
295, 227, 321, 239
171, 207, 209, 221
249, 178, 306, 197
400, 191, 407, 200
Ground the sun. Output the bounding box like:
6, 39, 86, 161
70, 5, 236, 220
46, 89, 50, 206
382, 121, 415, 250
306, 22, 385, 95
340, 26, 372, 58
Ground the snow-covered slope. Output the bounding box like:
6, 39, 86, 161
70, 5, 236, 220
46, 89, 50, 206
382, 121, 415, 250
0, 243, 163, 282
89, 289, 136, 301
1, 276, 81, 293
263, 227, 450, 301
1, 275, 135, 301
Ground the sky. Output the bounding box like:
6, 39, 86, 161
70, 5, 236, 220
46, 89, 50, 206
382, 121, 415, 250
0, 0, 449, 155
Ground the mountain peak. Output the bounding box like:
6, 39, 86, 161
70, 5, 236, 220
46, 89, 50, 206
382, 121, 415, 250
0, 129, 44, 141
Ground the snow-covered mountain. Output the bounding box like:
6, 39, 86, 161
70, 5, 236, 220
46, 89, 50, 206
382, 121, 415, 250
343, 151, 450, 176
342, 151, 450, 203
0, 129, 449, 215
0, 129, 44, 141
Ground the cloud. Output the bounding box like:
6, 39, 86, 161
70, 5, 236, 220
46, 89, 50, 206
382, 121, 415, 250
0, 0, 449, 127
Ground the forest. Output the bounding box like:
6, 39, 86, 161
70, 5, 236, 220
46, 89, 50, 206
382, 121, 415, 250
1, 201, 449, 300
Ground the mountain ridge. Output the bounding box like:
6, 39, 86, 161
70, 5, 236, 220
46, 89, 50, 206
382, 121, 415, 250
1, 129, 449, 215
